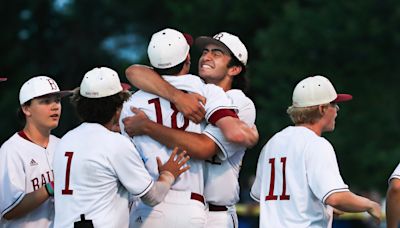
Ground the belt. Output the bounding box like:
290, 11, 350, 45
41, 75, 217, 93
190, 192, 205, 205
208, 203, 228, 211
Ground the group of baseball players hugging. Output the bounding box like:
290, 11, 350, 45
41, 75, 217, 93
0, 27, 399, 228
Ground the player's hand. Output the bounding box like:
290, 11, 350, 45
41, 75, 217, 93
172, 91, 206, 124
367, 201, 382, 224
157, 147, 190, 179
122, 107, 149, 137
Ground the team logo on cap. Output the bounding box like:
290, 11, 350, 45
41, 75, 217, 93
214, 33, 224, 40
47, 79, 59, 91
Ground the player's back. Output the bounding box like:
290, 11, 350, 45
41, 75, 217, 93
121, 74, 236, 194
53, 123, 152, 228
256, 126, 333, 228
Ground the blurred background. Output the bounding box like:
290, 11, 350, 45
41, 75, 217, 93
1, 0, 399, 227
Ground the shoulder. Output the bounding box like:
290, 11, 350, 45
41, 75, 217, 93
0, 133, 21, 152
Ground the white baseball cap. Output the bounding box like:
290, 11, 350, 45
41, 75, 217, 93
80, 67, 123, 98
147, 28, 190, 69
292, 75, 352, 108
195, 32, 248, 66
19, 76, 71, 105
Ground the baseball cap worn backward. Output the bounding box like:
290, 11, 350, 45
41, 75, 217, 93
80, 67, 123, 98
292, 75, 353, 108
19, 76, 71, 105
195, 32, 248, 66
147, 28, 190, 69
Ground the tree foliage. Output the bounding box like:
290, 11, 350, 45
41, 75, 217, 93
1, 0, 400, 193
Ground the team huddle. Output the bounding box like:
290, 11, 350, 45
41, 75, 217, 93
0, 27, 399, 228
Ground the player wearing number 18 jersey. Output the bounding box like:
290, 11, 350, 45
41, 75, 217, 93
119, 28, 254, 228
251, 75, 381, 227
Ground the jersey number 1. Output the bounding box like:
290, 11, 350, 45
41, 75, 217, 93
265, 157, 290, 201
62, 152, 74, 195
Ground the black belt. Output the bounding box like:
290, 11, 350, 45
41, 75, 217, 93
209, 203, 228, 211
190, 192, 205, 205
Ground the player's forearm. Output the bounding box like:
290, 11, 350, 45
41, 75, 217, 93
216, 117, 258, 148
386, 180, 400, 228
325, 191, 375, 212
125, 64, 183, 102
3, 187, 49, 220
142, 120, 218, 159
141, 171, 175, 207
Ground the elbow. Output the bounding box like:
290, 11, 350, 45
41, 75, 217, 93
325, 193, 343, 208
388, 179, 400, 194
3, 212, 16, 220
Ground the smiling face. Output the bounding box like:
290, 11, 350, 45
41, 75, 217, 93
198, 43, 232, 85
22, 94, 62, 130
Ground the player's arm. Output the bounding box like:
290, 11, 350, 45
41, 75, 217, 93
325, 191, 381, 222
386, 178, 400, 228
123, 108, 218, 160
140, 147, 190, 206
214, 115, 259, 148
3, 183, 53, 220
125, 64, 206, 123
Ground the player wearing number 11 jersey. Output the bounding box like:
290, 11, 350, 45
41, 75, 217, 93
251, 75, 381, 227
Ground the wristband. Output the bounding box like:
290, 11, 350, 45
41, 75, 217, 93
45, 181, 54, 197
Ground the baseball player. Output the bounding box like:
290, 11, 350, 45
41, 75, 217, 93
119, 28, 257, 228
122, 32, 256, 228
386, 163, 400, 228
250, 75, 381, 227
52, 67, 189, 228
0, 76, 71, 228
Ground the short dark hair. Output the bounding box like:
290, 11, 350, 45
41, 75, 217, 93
153, 61, 185, 76
70, 89, 130, 124
17, 100, 32, 124
227, 55, 249, 93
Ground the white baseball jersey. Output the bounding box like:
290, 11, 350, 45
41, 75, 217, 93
120, 74, 237, 195
0, 131, 57, 228
389, 163, 400, 182
203, 89, 256, 206
250, 126, 349, 228
53, 123, 153, 228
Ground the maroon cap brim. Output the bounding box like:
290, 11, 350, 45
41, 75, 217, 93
334, 94, 353, 103
183, 33, 194, 46
0, 77, 7, 82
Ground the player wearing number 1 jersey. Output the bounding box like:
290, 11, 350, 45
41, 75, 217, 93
53, 67, 189, 228
0, 76, 70, 228
250, 75, 381, 227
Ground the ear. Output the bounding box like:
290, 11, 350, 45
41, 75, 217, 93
318, 105, 327, 115
21, 105, 32, 117
227, 65, 242, 77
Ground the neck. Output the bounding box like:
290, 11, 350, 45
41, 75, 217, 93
208, 76, 232, 92
297, 123, 322, 136
23, 123, 51, 148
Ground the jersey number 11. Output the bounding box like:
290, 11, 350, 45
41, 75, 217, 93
265, 157, 290, 201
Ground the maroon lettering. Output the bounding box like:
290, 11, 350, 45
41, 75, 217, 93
62, 152, 74, 195
47, 79, 58, 90
31, 178, 39, 190
265, 157, 290, 201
